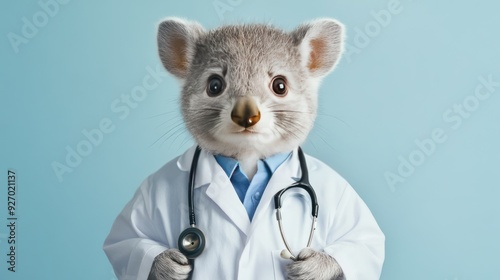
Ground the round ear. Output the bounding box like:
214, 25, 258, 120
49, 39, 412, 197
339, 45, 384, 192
157, 17, 205, 79
291, 18, 345, 78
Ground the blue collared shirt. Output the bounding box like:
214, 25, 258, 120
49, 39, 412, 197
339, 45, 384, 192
214, 152, 291, 221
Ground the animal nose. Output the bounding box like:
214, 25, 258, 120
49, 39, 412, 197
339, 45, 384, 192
231, 97, 261, 128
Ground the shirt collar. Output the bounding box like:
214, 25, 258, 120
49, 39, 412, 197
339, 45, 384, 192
176, 146, 306, 190
214, 152, 291, 178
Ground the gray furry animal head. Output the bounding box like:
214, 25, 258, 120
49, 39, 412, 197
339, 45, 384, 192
157, 18, 344, 160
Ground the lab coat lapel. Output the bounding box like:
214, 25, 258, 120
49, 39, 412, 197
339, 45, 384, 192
178, 146, 251, 235
205, 177, 251, 235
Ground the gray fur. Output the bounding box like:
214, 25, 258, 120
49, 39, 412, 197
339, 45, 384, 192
155, 18, 345, 279
157, 18, 344, 163
287, 248, 345, 280
148, 248, 191, 280
181, 23, 311, 161
157, 18, 205, 79
290, 19, 344, 77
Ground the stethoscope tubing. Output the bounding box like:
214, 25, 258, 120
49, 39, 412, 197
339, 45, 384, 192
188, 146, 202, 227
181, 146, 319, 266
273, 147, 318, 259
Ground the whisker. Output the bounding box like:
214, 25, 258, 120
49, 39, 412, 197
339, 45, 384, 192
307, 137, 320, 154
317, 112, 351, 128
145, 110, 179, 119
270, 109, 313, 114
150, 121, 185, 147
311, 123, 338, 153
166, 125, 189, 148
160, 125, 187, 147
176, 135, 193, 153
155, 115, 184, 129
313, 130, 337, 153
315, 123, 333, 135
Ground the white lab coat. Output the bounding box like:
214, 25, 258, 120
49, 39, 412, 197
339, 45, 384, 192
103, 146, 385, 280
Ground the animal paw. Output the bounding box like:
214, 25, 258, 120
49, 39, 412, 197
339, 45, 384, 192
286, 248, 345, 280
147, 249, 191, 280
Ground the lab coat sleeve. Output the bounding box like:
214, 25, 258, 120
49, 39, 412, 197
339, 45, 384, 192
103, 178, 168, 280
323, 182, 385, 280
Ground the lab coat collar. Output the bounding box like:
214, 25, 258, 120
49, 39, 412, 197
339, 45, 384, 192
177, 145, 198, 172
176, 145, 308, 189
177, 146, 252, 234
176, 145, 218, 189
176, 145, 311, 235
213, 151, 291, 179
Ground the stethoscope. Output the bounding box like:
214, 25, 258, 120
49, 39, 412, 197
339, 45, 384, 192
178, 146, 319, 271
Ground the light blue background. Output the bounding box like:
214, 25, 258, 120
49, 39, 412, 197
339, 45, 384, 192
1, 0, 499, 279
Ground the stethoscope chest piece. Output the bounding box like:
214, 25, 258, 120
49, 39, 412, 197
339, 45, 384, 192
178, 226, 206, 259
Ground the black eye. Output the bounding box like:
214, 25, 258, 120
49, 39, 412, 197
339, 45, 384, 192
271, 76, 287, 96
206, 75, 225, 97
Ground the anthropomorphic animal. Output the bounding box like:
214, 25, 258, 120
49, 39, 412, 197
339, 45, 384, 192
104, 17, 385, 280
